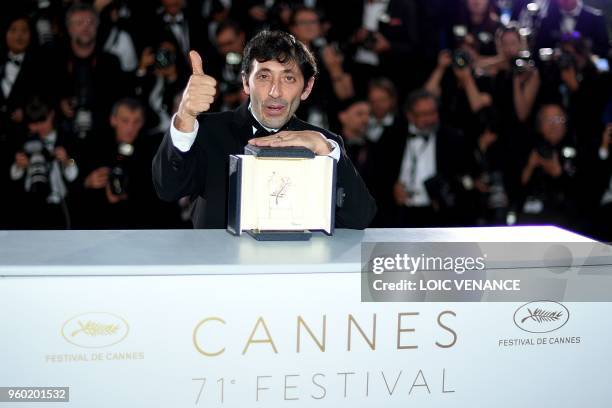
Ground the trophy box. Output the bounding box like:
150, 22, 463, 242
227, 145, 337, 241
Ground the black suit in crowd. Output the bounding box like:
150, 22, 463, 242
152, 100, 377, 229
373, 125, 474, 226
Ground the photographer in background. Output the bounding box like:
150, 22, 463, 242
494, 27, 541, 125
1, 15, 43, 140
336, 0, 420, 99
539, 34, 611, 155
54, 3, 127, 143
135, 39, 188, 135
424, 47, 493, 140
366, 77, 402, 145
151, 0, 210, 64
9, 96, 79, 229
289, 6, 354, 129
364, 77, 405, 226
376, 90, 475, 227
79, 98, 180, 229
211, 20, 247, 111
481, 27, 541, 203
519, 104, 578, 227
1, 15, 45, 228
95, 0, 140, 73
446, 0, 502, 58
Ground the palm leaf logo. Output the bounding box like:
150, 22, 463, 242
71, 320, 120, 337
521, 308, 563, 324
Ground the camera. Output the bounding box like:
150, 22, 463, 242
23, 138, 51, 196
220, 52, 243, 94
155, 48, 176, 69
74, 89, 93, 139
108, 143, 134, 196
511, 51, 535, 74
452, 49, 472, 69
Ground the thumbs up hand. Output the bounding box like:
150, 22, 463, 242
175, 50, 218, 132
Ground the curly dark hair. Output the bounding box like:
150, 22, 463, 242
241, 30, 317, 84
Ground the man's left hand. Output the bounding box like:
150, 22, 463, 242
248, 130, 332, 155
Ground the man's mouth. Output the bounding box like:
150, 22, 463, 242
264, 103, 287, 116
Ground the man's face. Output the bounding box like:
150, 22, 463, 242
162, 0, 184, 15
368, 87, 394, 120
68, 11, 97, 46
540, 106, 566, 145
216, 28, 245, 56
6, 19, 31, 54
407, 98, 439, 133
28, 113, 54, 137
290, 10, 321, 44
340, 102, 370, 136
557, 0, 578, 12
111, 106, 144, 144
242, 59, 314, 129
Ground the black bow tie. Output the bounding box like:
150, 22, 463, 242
410, 132, 430, 142
250, 112, 285, 137
8, 57, 22, 66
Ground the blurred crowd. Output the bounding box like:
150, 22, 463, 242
0, 0, 610, 240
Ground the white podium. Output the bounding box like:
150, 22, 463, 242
0, 227, 610, 407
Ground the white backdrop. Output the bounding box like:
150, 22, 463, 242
1, 270, 610, 407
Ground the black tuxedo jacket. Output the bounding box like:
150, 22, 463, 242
152, 101, 377, 229
373, 125, 472, 210
0, 51, 43, 117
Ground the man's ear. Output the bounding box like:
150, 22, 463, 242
300, 77, 315, 101
242, 73, 250, 95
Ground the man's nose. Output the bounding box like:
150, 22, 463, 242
268, 79, 281, 98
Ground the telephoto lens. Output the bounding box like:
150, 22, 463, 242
23, 138, 51, 196
109, 143, 134, 196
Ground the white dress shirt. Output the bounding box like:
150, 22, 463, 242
366, 113, 393, 143
398, 126, 436, 207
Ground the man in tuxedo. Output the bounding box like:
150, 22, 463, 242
375, 89, 474, 227
152, 0, 211, 64
153, 30, 376, 229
